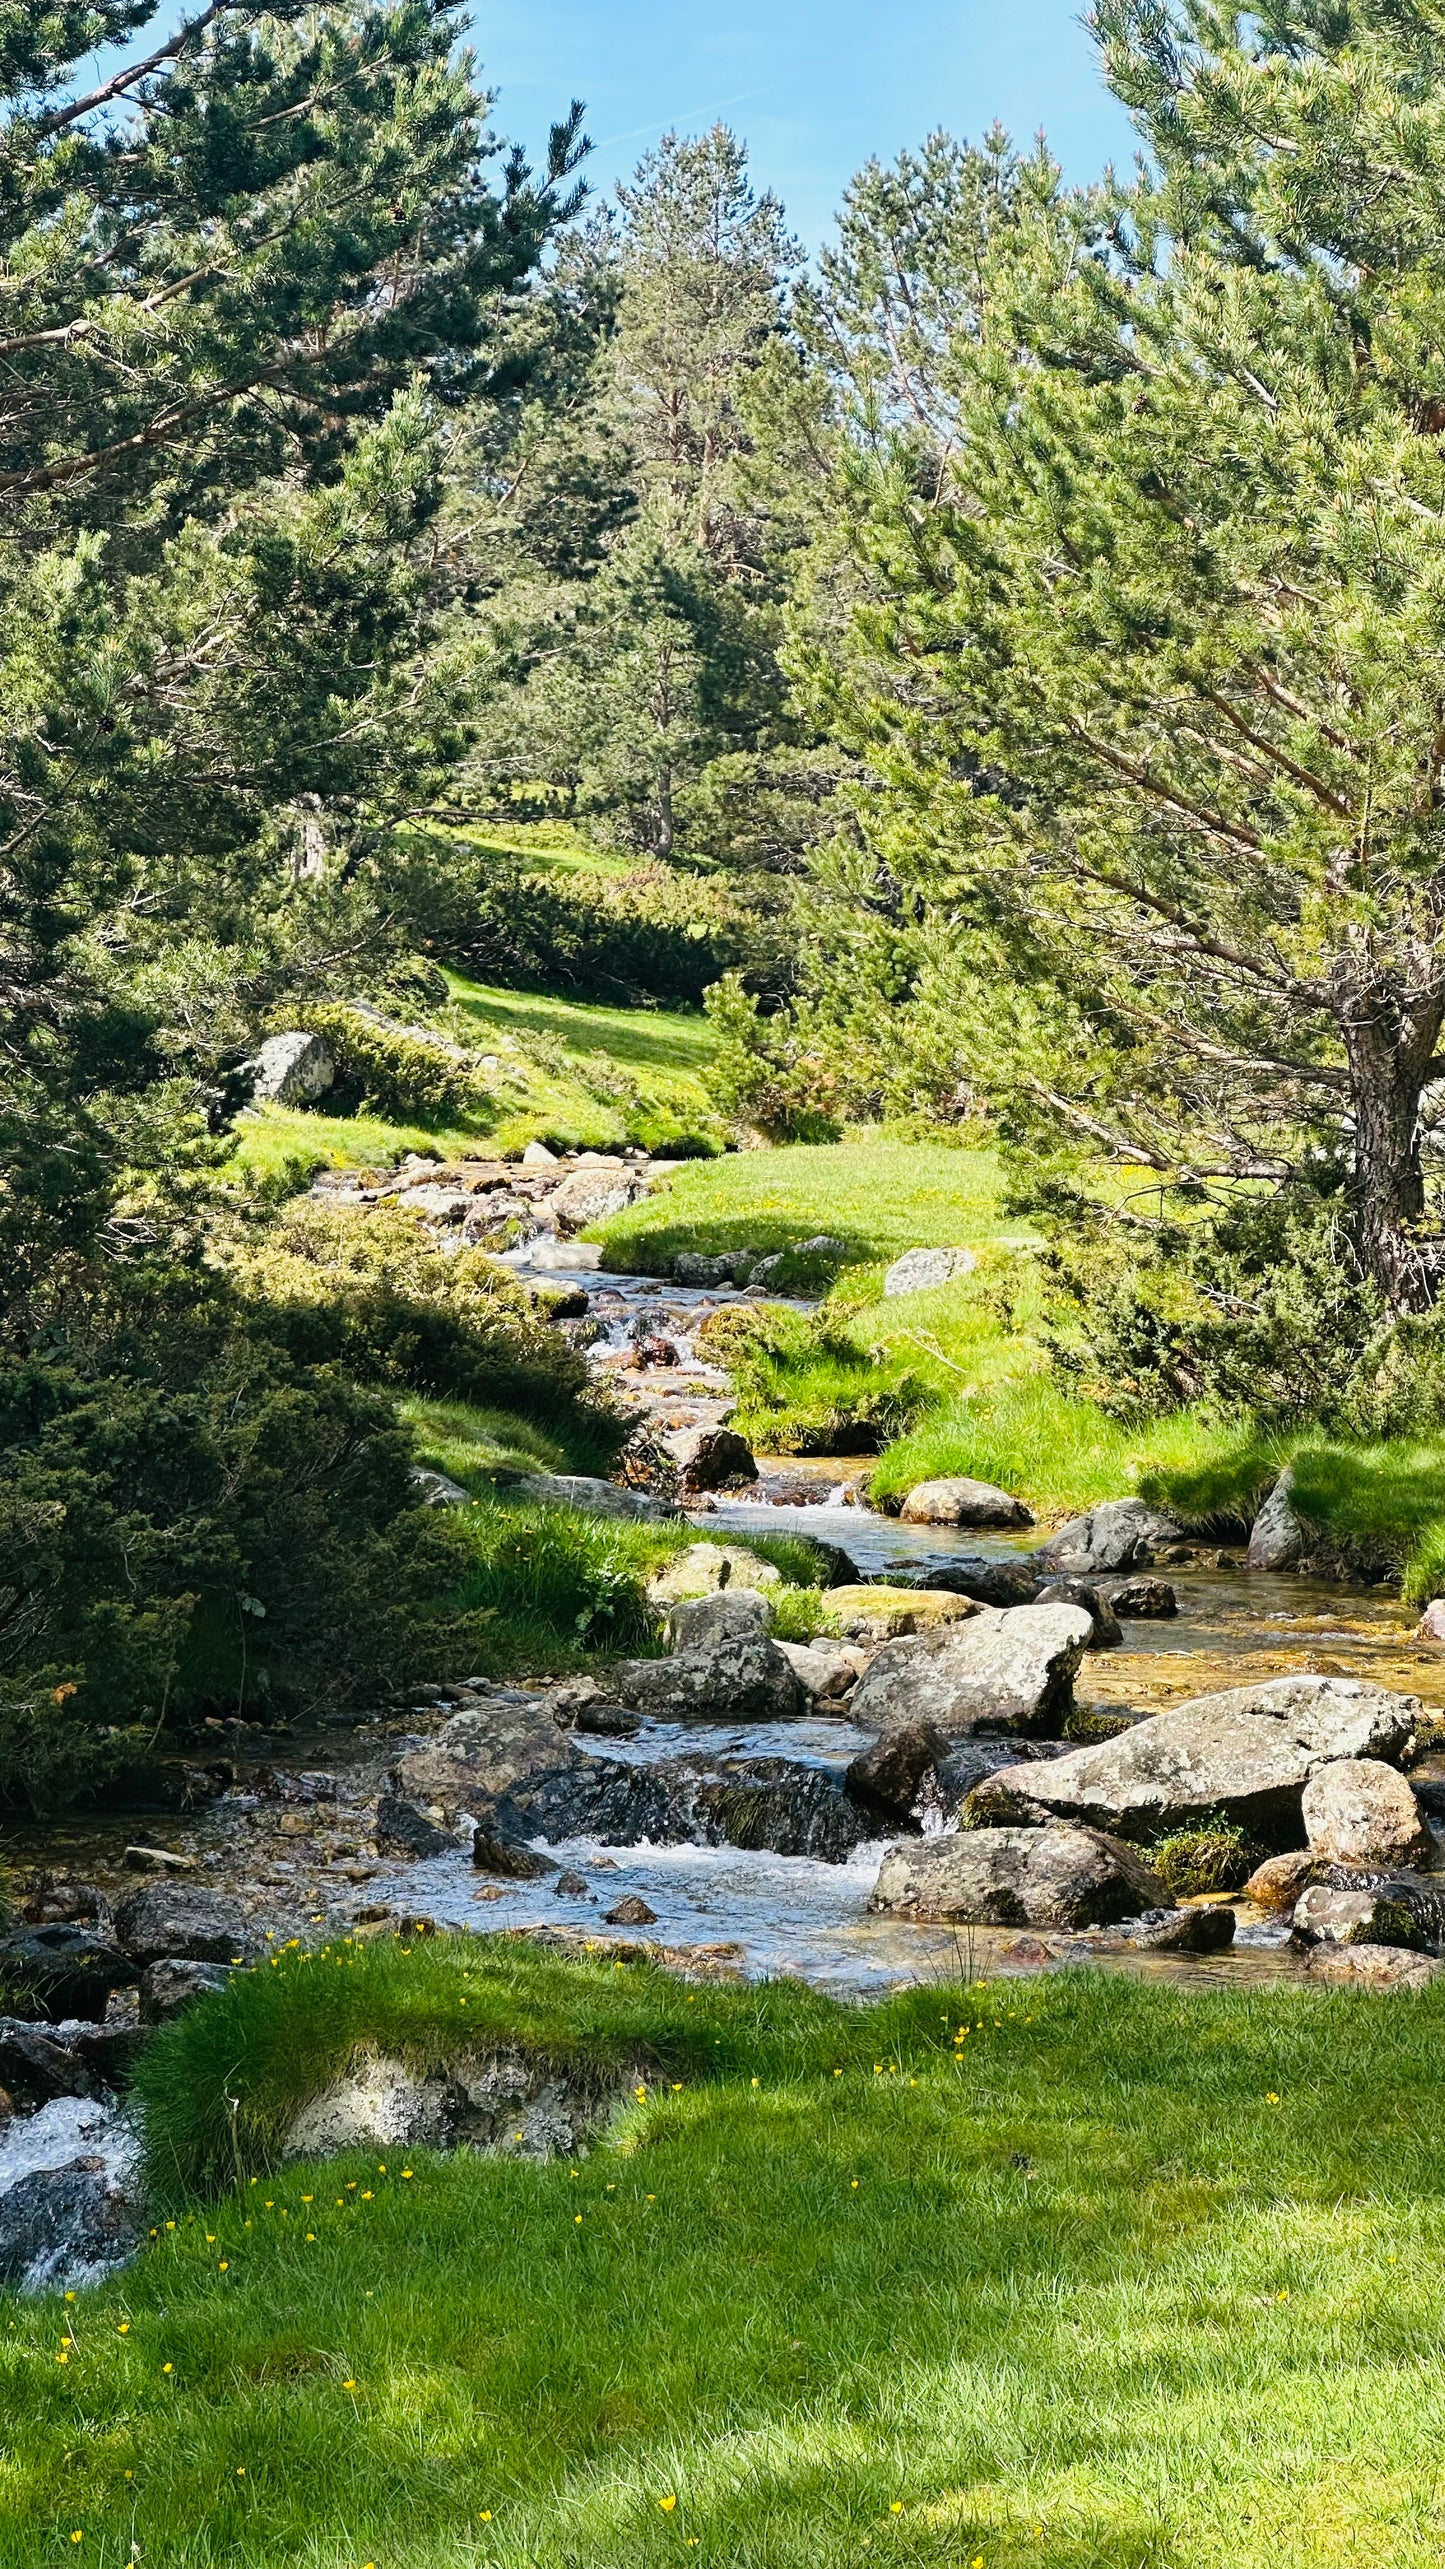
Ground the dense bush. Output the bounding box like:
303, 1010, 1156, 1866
292, 1003, 486, 1124
235, 1201, 626, 1468
703, 1302, 929, 1455
703, 973, 844, 1143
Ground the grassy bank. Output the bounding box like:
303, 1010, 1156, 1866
595, 1140, 1027, 1274
14, 1944, 1445, 2565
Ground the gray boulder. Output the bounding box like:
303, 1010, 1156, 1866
647, 1541, 782, 1603
672, 1250, 752, 1287
1034, 1578, 1122, 1649
410, 1465, 471, 1508
549, 1166, 647, 1232
898, 1476, 1032, 1528
775, 1639, 860, 1701
1301, 1758, 1431, 1868
850, 1602, 1093, 1740
845, 1721, 950, 1824
967, 1676, 1420, 1847
473, 1831, 556, 1879
112, 1881, 258, 1970
615, 1634, 807, 1723
1306, 1942, 1445, 1991
870, 1824, 1167, 1928
0, 1926, 137, 2024
512, 1472, 679, 1522
138, 1959, 232, 2023
0, 2160, 144, 2293
916, 1558, 1043, 1609
1247, 1468, 1306, 1571
1291, 1882, 1432, 1952
393, 1692, 578, 1817
663, 1424, 758, 1492
882, 1246, 978, 1297
250, 1028, 334, 1106
667, 1587, 773, 1651
1034, 1500, 1185, 1575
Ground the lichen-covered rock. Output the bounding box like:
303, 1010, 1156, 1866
646, 1542, 782, 1604
548, 1166, 647, 1232
850, 1603, 1093, 1739
967, 1677, 1421, 1847
111, 1882, 257, 1971
1291, 1883, 1432, 1951
615, 1634, 806, 1723
1033, 1578, 1123, 1649
1301, 1759, 1432, 1868
1034, 1501, 1185, 1576
250, 1028, 333, 1106
821, 1585, 980, 1640
775, 1639, 861, 1701
512, 1472, 679, 1522
870, 1824, 1167, 1928
666, 1588, 773, 1651
1305, 1942, 1445, 1990
393, 1693, 578, 1817
881, 1246, 978, 1296
409, 1465, 471, 1507
898, 1477, 1032, 1528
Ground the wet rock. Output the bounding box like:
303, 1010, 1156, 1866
1317, 1861, 1445, 1947
138, 1959, 232, 2023
850, 1603, 1093, 1740
870, 1824, 1168, 1928
913, 1559, 1043, 1610
615, 1634, 807, 1723
491, 1748, 873, 1864
1088, 1904, 1236, 1954
845, 1721, 950, 1824
15, 1876, 104, 1928
966, 1677, 1421, 1847
663, 1424, 758, 1493
1405, 1749, 1445, 1815
512, 1471, 679, 1522
374, 1794, 457, 1860
472, 1831, 556, 1879
1247, 1468, 1305, 1572
554, 1869, 591, 1898
647, 1542, 783, 1604
1416, 1599, 1445, 1644
1034, 1578, 1123, 1649
604, 1895, 658, 1926
410, 1465, 472, 1507
822, 1583, 981, 1639
112, 1882, 258, 1970
882, 1245, 978, 1297
776, 1639, 861, 1701
1301, 1758, 1432, 1868
122, 1845, 196, 1874
898, 1476, 1032, 1528
393, 1693, 579, 1816
1034, 1500, 1185, 1576
0, 2024, 102, 2106
1291, 1883, 1433, 1952
692, 1765, 873, 1861
73, 2026, 147, 2089
0, 2158, 144, 2293
667, 1587, 773, 1651
1101, 1577, 1178, 1619
0, 1925, 138, 2023
1305, 1942, 1445, 1990
930, 1741, 1064, 1817
572, 1701, 641, 1739
1243, 1850, 1318, 1912
250, 1028, 333, 1106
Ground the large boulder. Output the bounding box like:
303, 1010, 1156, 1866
548, 1165, 647, 1232
869, 1824, 1167, 1928
112, 1882, 258, 1971
850, 1603, 1093, 1740
512, 1473, 679, 1523
966, 1677, 1421, 1847
1301, 1759, 1432, 1868
1033, 1500, 1185, 1576
667, 1587, 773, 1650
374, 1793, 458, 1860
250, 1028, 334, 1106
647, 1543, 782, 1604
488, 1746, 871, 1862
898, 1477, 1032, 1528
663, 1425, 758, 1493
845, 1721, 950, 1824
0, 2097, 143, 2291
1247, 1468, 1306, 1572
614, 1634, 807, 1723
0, 1926, 137, 2024
1291, 1882, 1433, 1952
882, 1246, 978, 1297
393, 1692, 578, 1817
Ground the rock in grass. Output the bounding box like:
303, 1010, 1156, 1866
850, 1603, 1093, 1740
1247, 1468, 1306, 1571
374, 1794, 457, 1861
1034, 1501, 1185, 1576
881, 1246, 978, 1296
1301, 1758, 1432, 1868
410, 1465, 472, 1507
0, 1925, 138, 2023
870, 1824, 1168, 1928
966, 1677, 1421, 1847
898, 1476, 1032, 1528
111, 1883, 258, 1971
511, 1471, 679, 1522
845, 1721, 950, 1823
1034, 1578, 1123, 1649
249, 1028, 334, 1106
615, 1634, 807, 1723
394, 1694, 579, 1817
666, 1588, 773, 1651
646, 1543, 783, 1604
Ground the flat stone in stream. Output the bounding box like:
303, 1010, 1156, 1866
909, 1558, 1043, 1609
870, 1823, 1168, 1929
850, 1603, 1093, 1740
965, 1677, 1421, 1847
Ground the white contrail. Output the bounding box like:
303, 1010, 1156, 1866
590, 84, 775, 152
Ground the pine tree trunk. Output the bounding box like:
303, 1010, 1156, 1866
1337, 976, 1445, 1314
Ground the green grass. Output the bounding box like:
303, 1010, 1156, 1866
596, 1140, 1028, 1274
444, 974, 715, 1076
400, 1396, 571, 1487
18, 1949, 1445, 2566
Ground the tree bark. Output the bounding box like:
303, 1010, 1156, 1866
1336, 971, 1445, 1313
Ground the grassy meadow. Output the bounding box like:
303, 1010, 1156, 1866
12, 1940, 1445, 2567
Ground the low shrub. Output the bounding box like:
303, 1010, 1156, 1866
711, 1305, 930, 1457
1148, 1821, 1260, 1898
293, 1003, 485, 1124
702, 973, 843, 1143
400, 1394, 568, 1488
442, 1493, 668, 1670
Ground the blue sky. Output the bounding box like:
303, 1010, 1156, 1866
472, 0, 1137, 248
